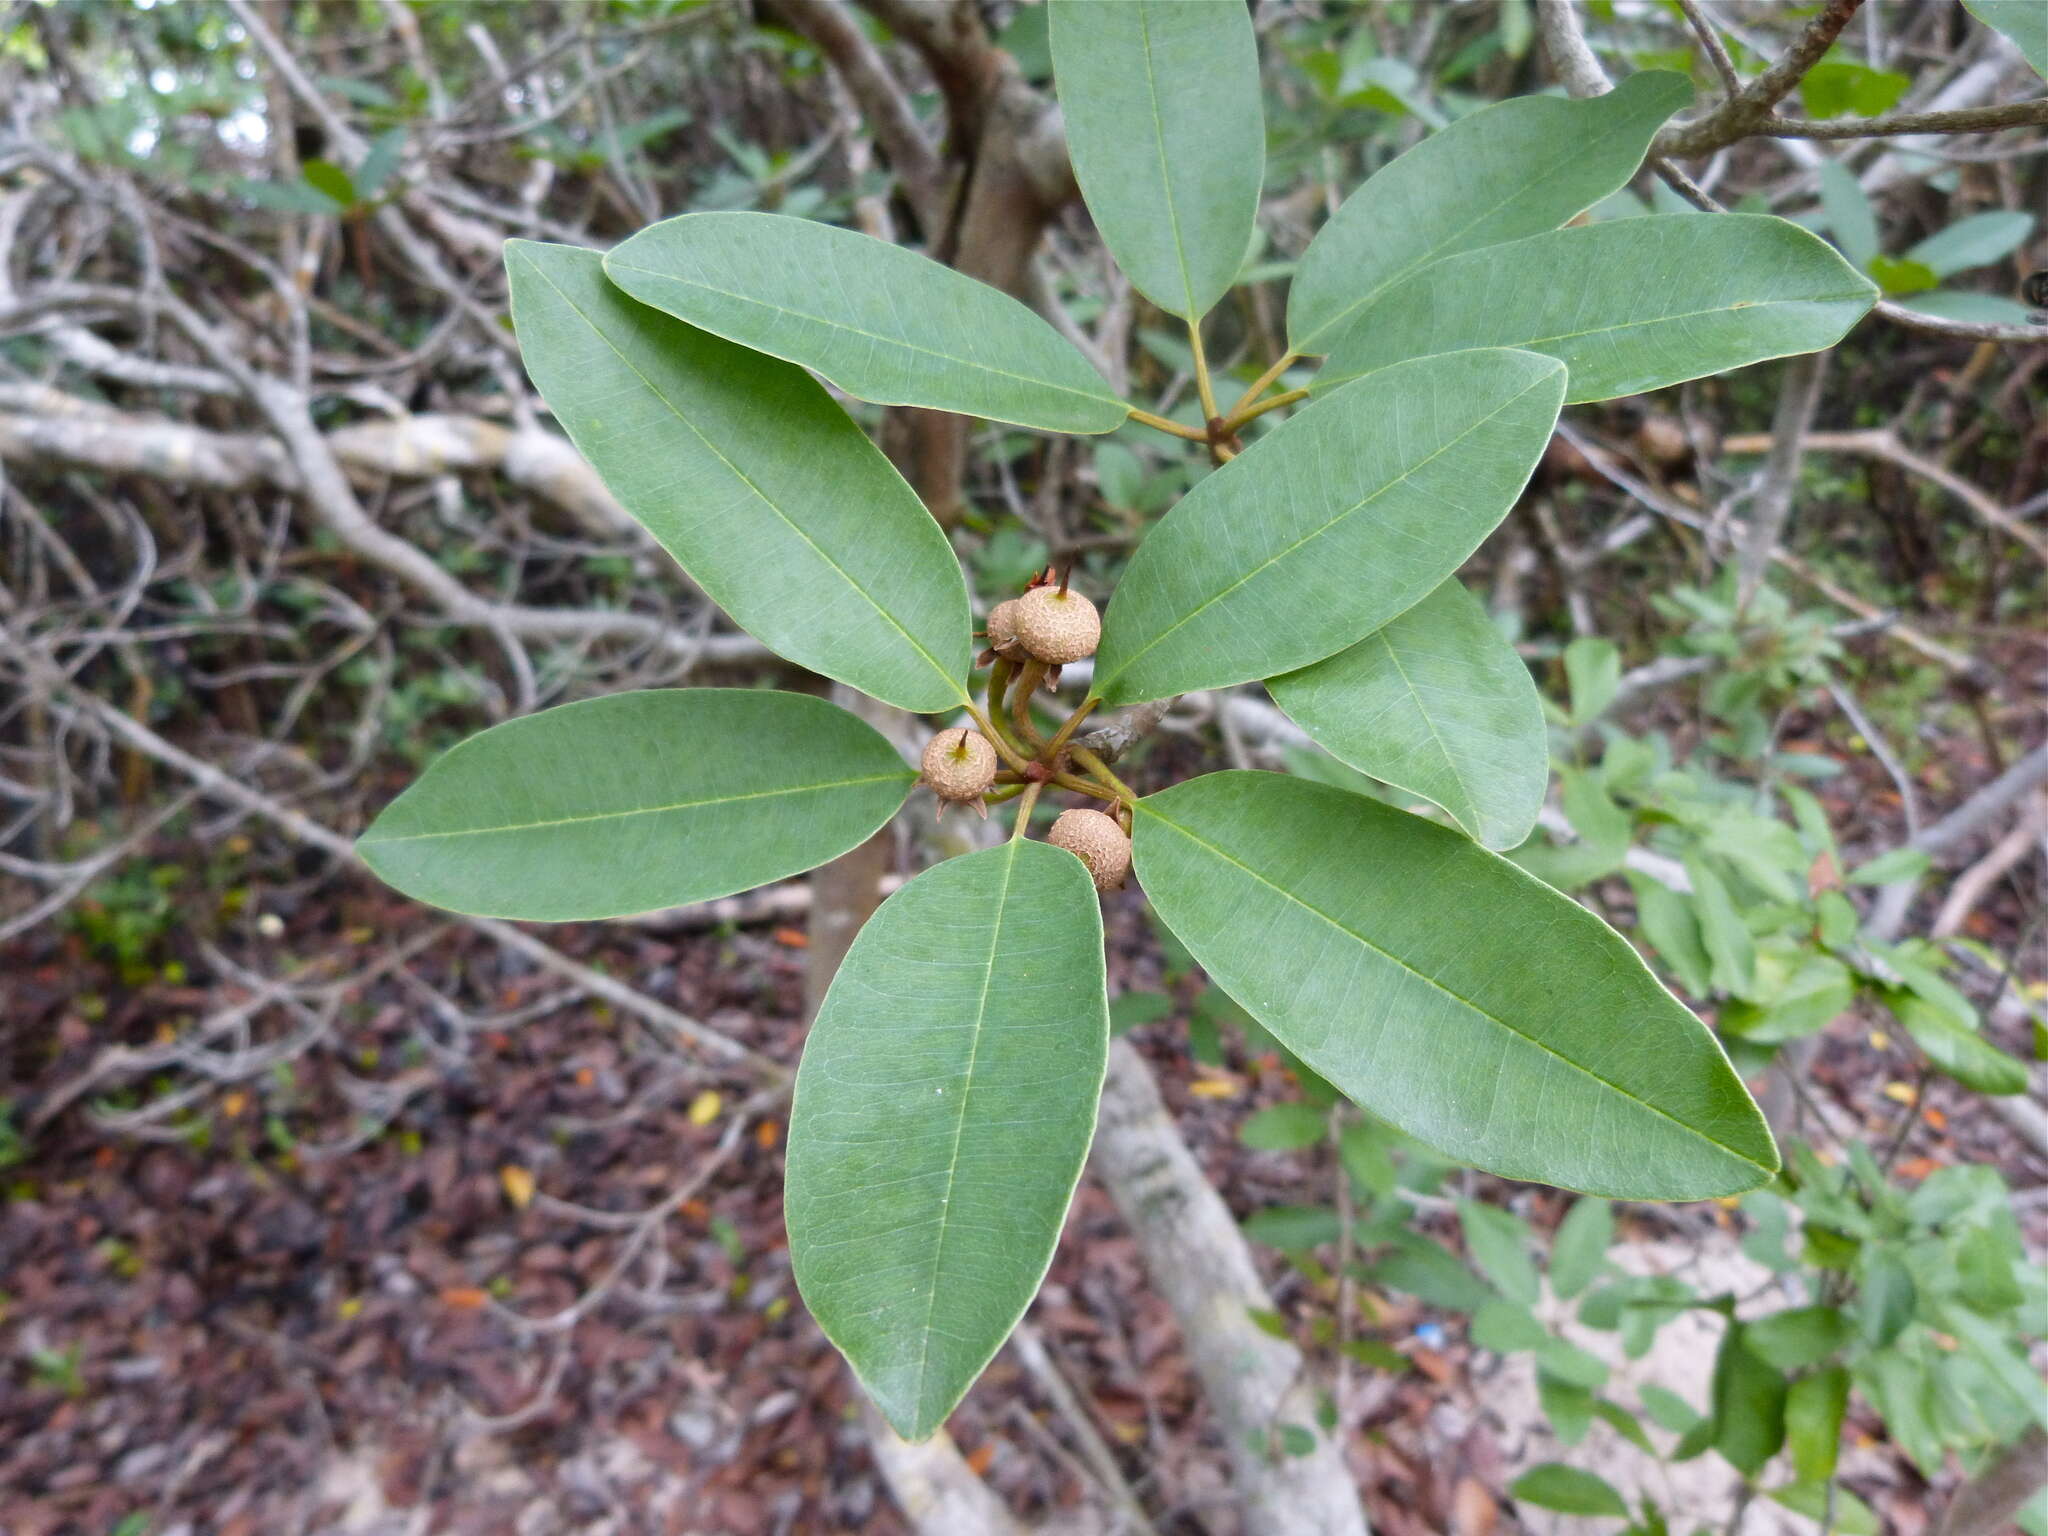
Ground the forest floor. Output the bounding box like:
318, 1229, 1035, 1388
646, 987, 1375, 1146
2, 751, 2043, 1536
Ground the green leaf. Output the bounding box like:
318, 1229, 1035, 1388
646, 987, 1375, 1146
1550, 1198, 1614, 1300
238, 177, 347, 215
1640, 1383, 1703, 1434
1867, 255, 1940, 298
602, 213, 1127, 435
1593, 1397, 1656, 1454
1901, 290, 2039, 327
355, 127, 406, 198
1886, 988, 2028, 1095
1710, 1326, 1788, 1477
1627, 872, 1713, 998
1472, 1297, 1549, 1352
1721, 954, 1855, 1044
1048, 0, 1263, 320
1269, 579, 1547, 850
1744, 1306, 1852, 1371
1683, 855, 1757, 998
1288, 71, 1692, 355
1317, 216, 1877, 405
1540, 1373, 1597, 1445
358, 690, 913, 920
1905, 211, 2036, 279
1370, 1234, 1492, 1311
1962, 0, 2048, 79
300, 158, 356, 209
1510, 1464, 1629, 1519
1243, 1203, 1342, 1253
1095, 349, 1564, 706
1845, 846, 1930, 886
1131, 772, 1779, 1198
1857, 1249, 1917, 1348
1798, 60, 1910, 120
1818, 161, 1879, 271
1108, 990, 1173, 1036
1338, 1119, 1397, 1199
1768, 1481, 1878, 1536
1565, 637, 1622, 726
1785, 1366, 1850, 1482
1461, 1200, 1541, 1306
786, 840, 1109, 1441
1240, 1102, 1327, 1152
505, 241, 970, 712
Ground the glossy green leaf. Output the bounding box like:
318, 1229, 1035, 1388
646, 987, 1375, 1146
786, 840, 1109, 1441
358, 690, 913, 920
1785, 1366, 1851, 1482
1048, 0, 1263, 320
1550, 1198, 1614, 1300
603, 213, 1127, 434
1905, 211, 2035, 279
1268, 579, 1546, 850
1317, 215, 1878, 404
1131, 772, 1780, 1198
1288, 71, 1693, 355
505, 240, 970, 712
1798, 60, 1910, 121
1510, 1464, 1628, 1518
1095, 349, 1564, 706
1962, 0, 2048, 79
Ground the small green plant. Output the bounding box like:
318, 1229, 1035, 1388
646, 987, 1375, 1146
357, 2, 1885, 1439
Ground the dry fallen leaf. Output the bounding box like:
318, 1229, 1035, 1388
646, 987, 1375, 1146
439, 1287, 488, 1310
688, 1090, 722, 1126
499, 1165, 536, 1209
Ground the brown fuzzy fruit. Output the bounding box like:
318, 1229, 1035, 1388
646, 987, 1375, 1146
921, 728, 998, 805
1049, 808, 1130, 893
985, 599, 1025, 660
1013, 586, 1100, 665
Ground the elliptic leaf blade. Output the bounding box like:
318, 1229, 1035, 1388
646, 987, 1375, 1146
1131, 772, 1779, 1198
1289, 71, 1694, 355
1317, 215, 1878, 404
505, 240, 971, 712
358, 689, 914, 920
1094, 349, 1565, 706
1962, 0, 2048, 80
787, 840, 1110, 1441
604, 213, 1128, 434
1269, 578, 1547, 849
1048, 0, 1263, 320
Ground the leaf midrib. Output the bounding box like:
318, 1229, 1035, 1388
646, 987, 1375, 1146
908, 838, 1018, 1425
359, 771, 910, 846
603, 258, 1120, 414
1138, 804, 1772, 1172
1133, 2, 1200, 321
1377, 627, 1483, 833
515, 249, 968, 707
1099, 366, 1558, 694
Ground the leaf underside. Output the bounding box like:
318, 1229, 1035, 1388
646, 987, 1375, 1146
605, 212, 1128, 434
1133, 771, 1779, 1199
1269, 577, 1548, 850
1049, 0, 1264, 321
1288, 69, 1694, 355
357, 689, 914, 920
787, 840, 1110, 1441
1316, 214, 1879, 404
1093, 347, 1565, 706
505, 240, 971, 713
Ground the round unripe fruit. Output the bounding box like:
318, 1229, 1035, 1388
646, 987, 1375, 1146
921, 728, 998, 802
985, 599, 1025, 659
1049, 808, 1130, 893
1013, 586, 1100, 666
